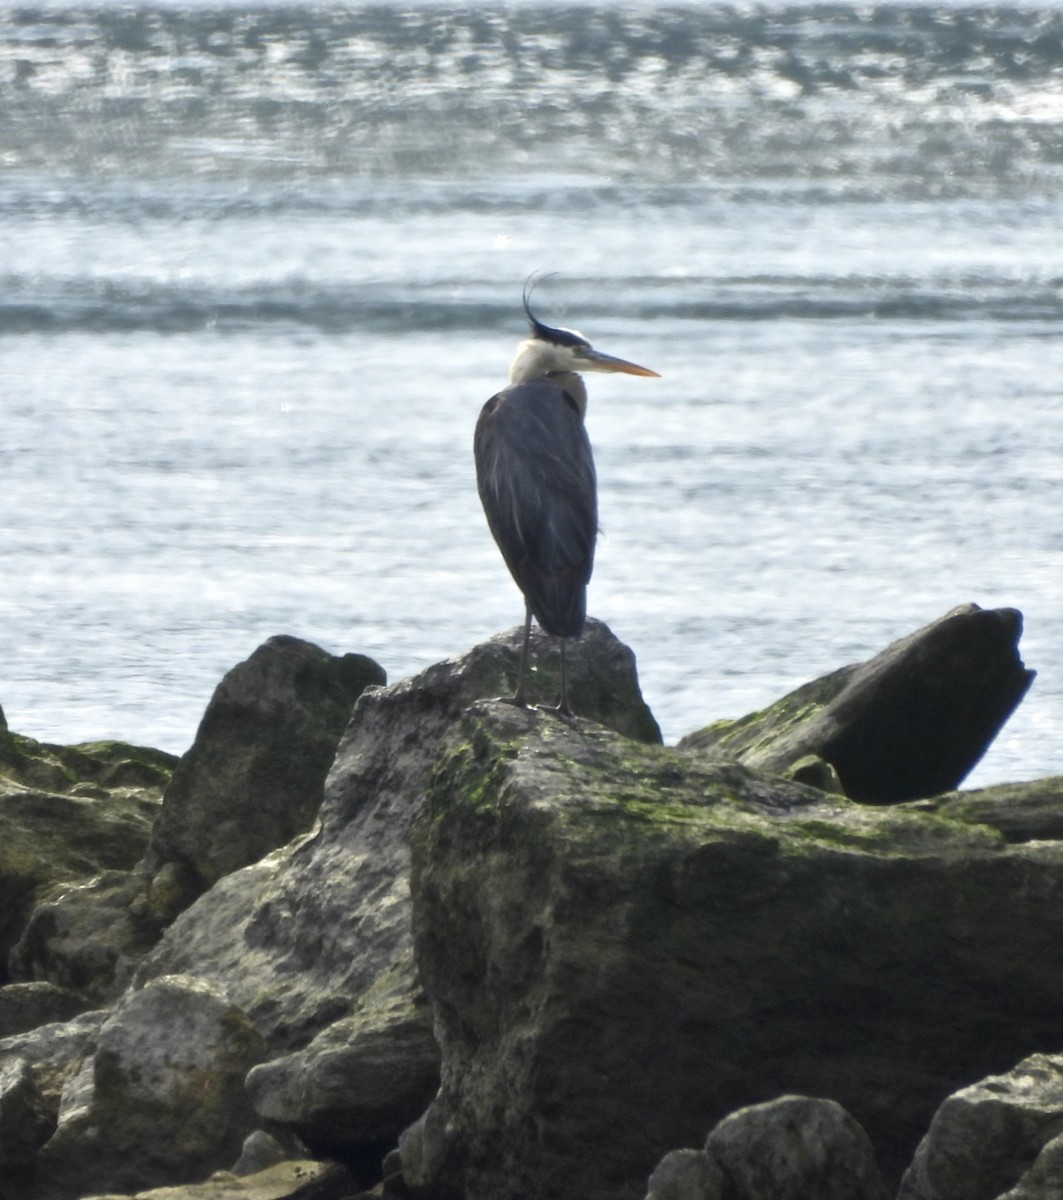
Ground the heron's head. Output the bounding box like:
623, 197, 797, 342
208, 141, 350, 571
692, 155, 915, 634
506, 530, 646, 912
509, 283, 660, 386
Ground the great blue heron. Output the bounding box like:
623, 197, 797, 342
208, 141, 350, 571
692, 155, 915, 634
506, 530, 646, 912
474, 282, 659, 716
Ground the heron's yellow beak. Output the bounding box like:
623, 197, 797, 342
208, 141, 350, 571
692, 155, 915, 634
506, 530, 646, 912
583, 349, 660, 378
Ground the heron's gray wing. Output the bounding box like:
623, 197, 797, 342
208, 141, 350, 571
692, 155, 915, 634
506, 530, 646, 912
474, 379, 597, 638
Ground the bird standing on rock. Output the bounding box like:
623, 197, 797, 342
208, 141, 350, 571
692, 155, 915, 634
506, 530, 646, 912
474, 281, 659, 716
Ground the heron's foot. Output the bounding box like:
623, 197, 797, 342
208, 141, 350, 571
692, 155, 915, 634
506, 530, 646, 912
534, 702, 577, 724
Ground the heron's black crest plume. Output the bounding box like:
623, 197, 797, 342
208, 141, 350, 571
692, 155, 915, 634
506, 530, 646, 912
522, 274, 590, 350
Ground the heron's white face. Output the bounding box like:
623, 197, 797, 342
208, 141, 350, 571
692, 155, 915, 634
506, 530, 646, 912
509, 337, 587, 385
509, 336, 659, 386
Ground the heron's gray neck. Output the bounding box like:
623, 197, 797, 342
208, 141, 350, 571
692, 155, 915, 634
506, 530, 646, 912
548, 371, 587, 420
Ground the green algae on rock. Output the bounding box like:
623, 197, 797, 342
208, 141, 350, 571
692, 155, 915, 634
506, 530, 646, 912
409, 701, 1063, 1200
0, 733, 175, 977
680, 604, 1033, 804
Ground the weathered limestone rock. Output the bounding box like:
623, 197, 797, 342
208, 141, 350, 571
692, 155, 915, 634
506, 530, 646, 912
0, 737, 173, 974
147, 635, 387, 895
9, 637, 383, 1005
405, 701, 1063, 1200
897, 1053, 1063, 1200
80, 1160, 353, 1200
231, 1131, 300, 1177
0, 983, 91, 1037
0, 733, 174, 797
125, 620, 654, 1170
0, 1009, 107, 1109
705, 1096, 886, 1199
997, 1133, 1063, 1200
35, 975, 267, 1200
911, 776, 1063, 844
494, 621, 663, 743
245, 1001, 440, 1152
643, 1096, 886, 1199
0, 1054, 55, 1175
645, 1148, 725, 1200
680, 604, 1033, 802
10, 869, 170, 1003
0, 1008, 109, 1191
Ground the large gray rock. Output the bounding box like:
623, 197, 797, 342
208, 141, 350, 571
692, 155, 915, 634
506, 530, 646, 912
147, 635, 386, 894
680, 604, 1033, 802
897, 1053, 1063, 1200
10, 637, 383, 1005
35, 975, 266, 1200
133, 619, 656, 1163
403, 699, 1063, 1200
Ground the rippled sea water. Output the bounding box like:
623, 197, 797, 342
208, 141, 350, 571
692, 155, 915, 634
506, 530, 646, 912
1, 1, 1061, 787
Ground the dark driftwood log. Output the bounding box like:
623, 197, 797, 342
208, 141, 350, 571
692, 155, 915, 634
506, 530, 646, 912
682, 604, 1035, 804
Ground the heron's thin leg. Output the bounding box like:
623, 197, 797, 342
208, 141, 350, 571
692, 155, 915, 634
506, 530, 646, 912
508, 603, 533, 708
536, 638, 575, 720
557, 639, 573, 717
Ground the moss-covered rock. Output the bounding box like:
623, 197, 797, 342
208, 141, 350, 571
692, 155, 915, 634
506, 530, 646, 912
0, 734, 175, 980
0, 734, 174, 797
909, 776, 1063, 844
407, 703, 1063, 1200
680, 604, 1033, 803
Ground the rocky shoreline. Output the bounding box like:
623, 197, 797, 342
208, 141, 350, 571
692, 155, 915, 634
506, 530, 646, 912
1, 605, 1061, 1200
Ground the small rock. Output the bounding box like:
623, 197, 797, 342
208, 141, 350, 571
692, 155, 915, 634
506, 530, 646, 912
996, 1131, 1063, 1199
11, 869, 160, 1003
246, 1003, 439, 1150
396, 1102, 463, 1199
35, 975, 267, 1199
231, 1131, 296, 1177
0, 1054, 54, 1170
645, 1148, 724, 1199
898, 1053, 1063, 1200
0, 765, 165, 969
0, 982, 90, 1037
0, 1007, 107, 1114
705, 1096, 887, 1199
